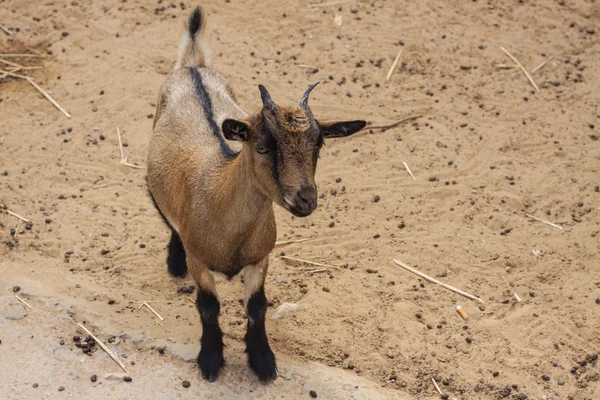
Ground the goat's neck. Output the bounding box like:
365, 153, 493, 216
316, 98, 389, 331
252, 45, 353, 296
215, 149, 272, 230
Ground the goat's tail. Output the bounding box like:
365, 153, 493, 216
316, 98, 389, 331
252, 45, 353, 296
175, 6, 211, 69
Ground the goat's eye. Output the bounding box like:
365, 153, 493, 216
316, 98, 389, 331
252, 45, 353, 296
255, 144, 269, 154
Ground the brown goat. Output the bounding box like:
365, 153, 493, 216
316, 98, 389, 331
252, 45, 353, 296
147, 6, 366, 382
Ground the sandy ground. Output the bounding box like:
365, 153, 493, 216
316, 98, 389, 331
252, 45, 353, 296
1, 0, 599, 399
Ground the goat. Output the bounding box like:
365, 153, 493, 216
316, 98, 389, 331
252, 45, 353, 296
147, 6, 366, 382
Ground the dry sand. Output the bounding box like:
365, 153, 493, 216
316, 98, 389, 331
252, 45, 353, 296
1, 0, 599, 399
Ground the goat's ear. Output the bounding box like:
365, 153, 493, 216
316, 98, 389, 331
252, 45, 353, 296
222, 119, 250, 141
318, 120, 367, 138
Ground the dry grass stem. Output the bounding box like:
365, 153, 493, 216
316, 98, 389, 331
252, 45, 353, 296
531, 56, 554, 73
0, 68, 29, 80
304, 268, 329, 274
140, 301, 164, 321
524, 213, 563, 230
296, 64, 318, 69
116, 127, 145, 169
280, 255, 341, 270
4, 208, 31, 223
500, 46, 540, 93
385, 50, 402, 83
0, 53, 45, 58
27, 78, 71, 118
310, 0, 353, 8
365, 114, 422, 132
495, 64, 518, 69
15, 294, 32, 309
393, 259, 484, 303
76, 322, 129, 373
275, 237, 315, 246
402, 161, 416, 181
0, 24, 11, 36
0, 58, 23, 68
432, 377, 443, 395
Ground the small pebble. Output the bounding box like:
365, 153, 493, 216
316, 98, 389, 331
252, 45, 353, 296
182, 380, 191, 388
466, 336, 472, 343
309, 389, 318, 398
373, 195, 380, 202
542, 374, 550, 381
13, 286, 20, 293
124, 376, 132, 382
33, 383, 38, 388
91, 375, 97, 382
58, 386, 65, 391
493, 371, 499, 377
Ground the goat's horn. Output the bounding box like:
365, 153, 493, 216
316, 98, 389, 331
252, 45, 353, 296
258, 84, 275, 109
299, 81, 320, 108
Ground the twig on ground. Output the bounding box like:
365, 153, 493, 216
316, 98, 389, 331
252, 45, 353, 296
0, 68, 29, 80
309, 0, 353, 8
15, 294, 32, 309
280, 255, 341, 270
0, 58, 23, 68
386, 50, 402, 83
76, 322, 129, 373
500, 46, 540, 93
402, 161, 416, 181
296, 64, 318, 69
1, 207, 31, 223
116, 127, 145, 169
304, 268, 329, 274
364, 114, 422, 132
494, 64, 518, 69
0, 24, 11, 36
393, 259, 484, 303
27, 78, 71, 118
531, 56, 554, 73
139, 301, 164, 321
275, 237, 316, 246
432, 377, 443, 395
524, 213, 563, 230
0, 53, 45, 58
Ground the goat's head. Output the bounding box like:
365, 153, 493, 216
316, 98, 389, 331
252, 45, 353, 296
222, 83, 366, 217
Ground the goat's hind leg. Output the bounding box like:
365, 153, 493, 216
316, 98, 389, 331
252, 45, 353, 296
244, 259, 277, 382
189, 259, 224, 381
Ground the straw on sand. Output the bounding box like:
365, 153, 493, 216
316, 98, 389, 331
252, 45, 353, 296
275, 237, 315, 246
15, 295, 32, 309
309, 0, 353, 7
386, 50, 402, 83
393, 259, 484, 303
500, 46, 540, 93
364, 114, 422, 132
531, 56, 554, 73
27, 79, 71, 118
524, 213, 563, 230
432, 377, 443, 395
0, 53, 45, 58
116, 127, 145, 169
139, 301, 164, 321
0, 24, 11, 36
402, 161, 416, 181
76, 322, 129, 373
280, 255, 341, 270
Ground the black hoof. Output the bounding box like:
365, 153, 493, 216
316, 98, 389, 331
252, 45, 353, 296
248, 348, 277, 382
197, 349, 224, 382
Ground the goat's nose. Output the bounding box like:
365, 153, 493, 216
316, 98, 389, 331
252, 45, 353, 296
297, 185, 317, 208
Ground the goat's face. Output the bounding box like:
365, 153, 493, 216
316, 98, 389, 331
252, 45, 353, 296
222, 83, 366, 217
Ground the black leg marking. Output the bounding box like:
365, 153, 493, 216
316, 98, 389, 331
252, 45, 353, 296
245, 285, 277, 382
196, 289, 224, 381
167, 231, 188, 278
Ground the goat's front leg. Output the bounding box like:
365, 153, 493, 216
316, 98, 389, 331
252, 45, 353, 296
188, 257, 224, 381
243, 258, 277, 382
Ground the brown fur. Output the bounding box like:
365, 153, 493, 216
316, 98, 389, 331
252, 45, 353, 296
147, 5, 366, 382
